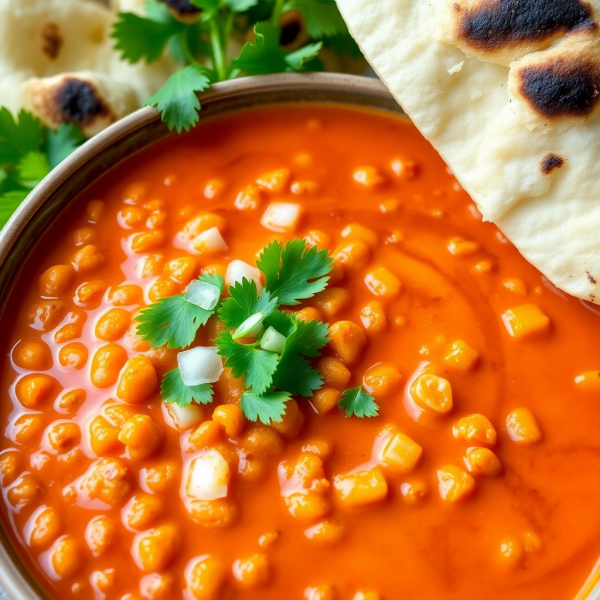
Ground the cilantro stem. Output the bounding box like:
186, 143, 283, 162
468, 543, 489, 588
271, 0, 285, 25
180, 32, 201, 68
209, 16, 228, 82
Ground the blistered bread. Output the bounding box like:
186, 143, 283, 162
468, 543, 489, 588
338, 0, 600, 303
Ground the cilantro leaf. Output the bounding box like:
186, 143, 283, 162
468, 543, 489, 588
225, 0, 259, 10
339, 386, 379, 418
0, 108, 44, 165
190, 0, 220, 12
199, 271, 225, 292
111, 9, 184, 64
232, 22, 322, 75
285, 42, 323, 70
136, 272, 222, 348
283, 0, 348, 38
241, 390, 290, 424
0, 190, 28, 227
257, 239, 332, 305
269, 313, 328, 396
216, 333, 279, 395
274, 353, 322, 396
161, 367, 214, 407
45, 123, 85, 168
144, 65, 211, 132
17, 152, 50, 186
219, 279, 278, 329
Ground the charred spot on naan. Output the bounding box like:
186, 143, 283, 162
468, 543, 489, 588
41, 22, 62, 60
518, 57, 600, 119
437, 0, 596, 65
456, 0, 595, 51
540, 153, 564, 174
55, 78, 111, 126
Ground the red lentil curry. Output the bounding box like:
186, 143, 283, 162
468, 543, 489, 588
1, 105, 600, 600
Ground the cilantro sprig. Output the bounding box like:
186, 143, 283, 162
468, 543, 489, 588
111, 0, 361, 132
339, 386, 379, 418
137, 238, 380, 424
137, 272, 224, 348
0, 108, 84, 227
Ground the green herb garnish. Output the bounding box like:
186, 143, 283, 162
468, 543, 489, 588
339, 386, 379, 418
111, 0, 361, 132
136, 273, 224, 348
136, 238, 380, 423
0, 108, 84, 227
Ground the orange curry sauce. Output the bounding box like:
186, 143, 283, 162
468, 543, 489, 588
1, 105, 600, 600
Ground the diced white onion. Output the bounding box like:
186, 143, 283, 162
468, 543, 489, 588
178, 346, 223, 386
186, 448, 229, 500
191, 227, 228, 254
184, 280, 220, 310
260, 326, 286, 354
166, 402, 203, 431
233, 312, 264, 340
225, 260, 263, 293
261, 202, 302, 232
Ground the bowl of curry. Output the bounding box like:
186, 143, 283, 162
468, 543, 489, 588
0, 73, 599, 600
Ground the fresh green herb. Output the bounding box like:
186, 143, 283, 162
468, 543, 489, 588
283, 0, 348, 39
144, 66, 211, 133
241, 390, 291, 424
339, 386, 380, 418
218, 279, 277, 328
0, 108, 84, 227
268, 311, 328, 396
111, 0, 363, 132
216, 333, 280, 395
231, 22, 322, 75
136, 273, 224, 348
161, 367, 215, 407
141, 238, 375, 423
257, 239, 332, 305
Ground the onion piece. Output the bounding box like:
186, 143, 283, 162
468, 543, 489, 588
225, 260, 263, 293
166, 402, 203, 431
186, 448, 230, 500
260, 326, 286, 354
261, 202, 303, 232
191, 227, 228, 254
184, 280, 221, 310
233, 312, 264, 340
177, 346, 223, 386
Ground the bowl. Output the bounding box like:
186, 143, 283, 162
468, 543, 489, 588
0, 73, 399, 600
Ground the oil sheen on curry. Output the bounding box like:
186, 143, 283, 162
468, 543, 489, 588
1, 105, 600, 600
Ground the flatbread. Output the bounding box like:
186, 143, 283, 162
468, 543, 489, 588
0, 0, 175, 136
337, 0, 600, 303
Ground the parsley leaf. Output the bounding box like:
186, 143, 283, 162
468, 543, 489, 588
283, 0, 348, 38
258, 239, 332, 305
161, 367, 214, 407
144, 65, 211, 133
45, 123, 85, 168
339, 386, 379, 418
216, 333, 279, 395
219, 278, 278, 329
232, 22, 322, 75
111, 7, 184, 64
136, 273, 223, 348
17, 152, 50, 186
241, 390, 290, 424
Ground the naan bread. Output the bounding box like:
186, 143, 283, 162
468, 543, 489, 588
0, 0, 175, 136
337, 0, 600, 303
